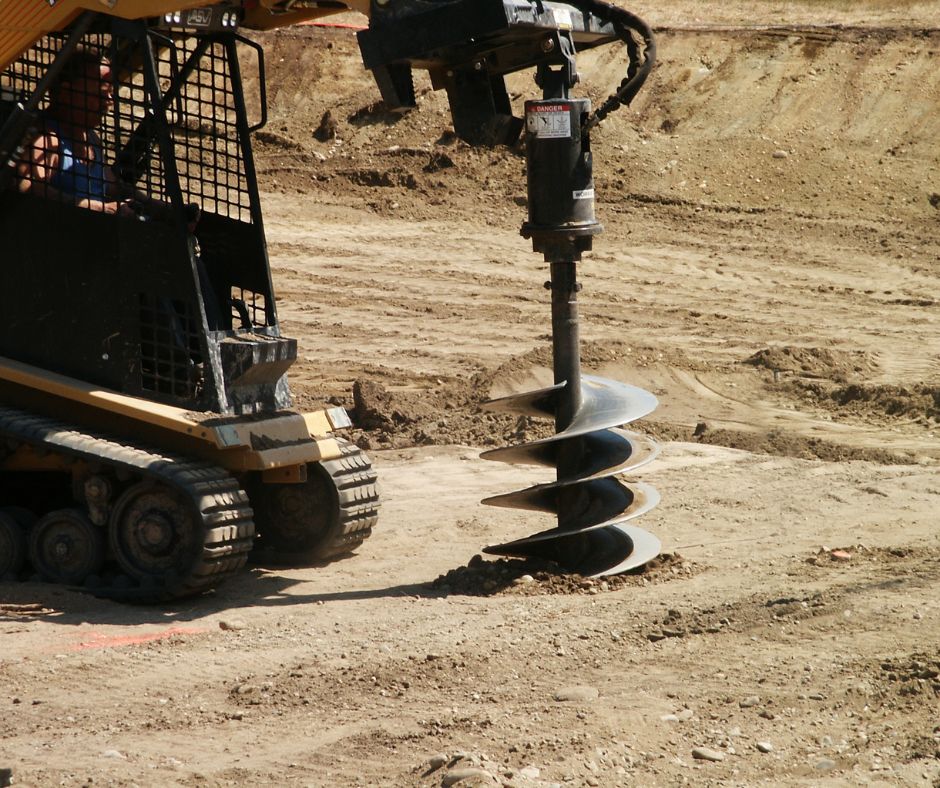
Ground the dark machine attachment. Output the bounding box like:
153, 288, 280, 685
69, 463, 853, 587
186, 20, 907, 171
358, 0, 624, 146
359, 0, 662, 574
481, 18, 661, 575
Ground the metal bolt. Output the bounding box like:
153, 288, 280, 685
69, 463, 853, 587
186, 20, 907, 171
542, 38, 555, 53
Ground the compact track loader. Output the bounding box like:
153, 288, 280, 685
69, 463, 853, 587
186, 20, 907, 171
0, 0, 660, 602
0, 8, 381, 601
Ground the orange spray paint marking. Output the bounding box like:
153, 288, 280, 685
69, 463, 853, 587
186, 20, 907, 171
70, 626, 208, 651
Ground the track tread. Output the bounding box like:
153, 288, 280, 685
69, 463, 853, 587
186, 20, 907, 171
0, 405, 255, 603
251, 437, 379, 564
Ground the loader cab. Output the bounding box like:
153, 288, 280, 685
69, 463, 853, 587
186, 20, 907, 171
0, 15, 292, 415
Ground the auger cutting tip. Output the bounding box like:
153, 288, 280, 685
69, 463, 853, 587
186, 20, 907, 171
483, 523, 661, 578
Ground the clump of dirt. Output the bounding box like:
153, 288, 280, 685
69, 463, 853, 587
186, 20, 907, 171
313, 109, 338, 142
346, 376, 554, 450
879, 654, 940, 698
430, 552, 693, 597
745, 346, 879, 382
804, 544, 939, 567
351, 380, 439, 431
792, 381, 940, 425
641, 420, 913, 465
646, 606, 734, 641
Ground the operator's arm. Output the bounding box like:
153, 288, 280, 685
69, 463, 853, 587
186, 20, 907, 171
16, 130, 125, 214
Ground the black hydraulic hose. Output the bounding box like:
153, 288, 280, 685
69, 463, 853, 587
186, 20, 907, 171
567, 0, 656, 130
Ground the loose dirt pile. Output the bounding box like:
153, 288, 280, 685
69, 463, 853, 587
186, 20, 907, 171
430, 552, 694, 597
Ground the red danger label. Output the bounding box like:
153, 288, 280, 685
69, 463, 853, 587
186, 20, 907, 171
528, 104, 571, 113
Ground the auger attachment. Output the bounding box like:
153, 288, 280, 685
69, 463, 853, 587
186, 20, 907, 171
480, 40, 662, 576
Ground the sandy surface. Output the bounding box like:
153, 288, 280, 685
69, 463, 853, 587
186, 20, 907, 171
2, 4, 939, 787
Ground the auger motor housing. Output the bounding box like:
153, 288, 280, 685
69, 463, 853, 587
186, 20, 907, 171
522, 97, 602, 261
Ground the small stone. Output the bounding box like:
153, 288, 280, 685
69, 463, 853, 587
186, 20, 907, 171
553, 686, 599, 703
756, 742, 773, 753
677, 708, 694, 721
830, 550, 852, 561
772, 149, 789, 159
815, 758, 837, 771
102, 750, 127, 760
660, 714, 679, 722
691, 747, 725, 762
661, 627, 686, 638
513, 574, 535, 585
519, 766, 540, 778
442, 767, 491, 786
739, 695, 760, 708
807, 693, 825, 701
759, 710, 776, 720
428, 754, 448, 770
647, 632, 666, 642
219, 619, 246, 631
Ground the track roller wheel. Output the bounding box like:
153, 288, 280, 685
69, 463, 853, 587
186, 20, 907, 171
109, 482, 202, 587
250, 440, 379, 565
0, 510, 28, 579
28, 509, 105, 585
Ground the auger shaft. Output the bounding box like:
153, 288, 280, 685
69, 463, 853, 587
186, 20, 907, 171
549, 261, 583, 433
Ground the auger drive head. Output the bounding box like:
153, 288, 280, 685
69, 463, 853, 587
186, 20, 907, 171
360, 0, 662, 575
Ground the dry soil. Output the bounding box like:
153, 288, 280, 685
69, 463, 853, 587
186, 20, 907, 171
1, 3, 939, 787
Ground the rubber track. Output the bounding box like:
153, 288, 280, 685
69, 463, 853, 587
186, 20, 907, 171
308, 437, 379, 560
0, 405, 254, 603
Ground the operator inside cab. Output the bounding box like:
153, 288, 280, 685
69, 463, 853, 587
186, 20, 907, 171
14, 48, 127, 213
14, 47, 199, 230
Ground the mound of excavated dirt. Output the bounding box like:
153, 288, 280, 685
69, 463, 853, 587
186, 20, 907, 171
745, 346, 879, 382
338, 340, 713, 450
324, 338, 921, 462
641, 420, 914, 464
345, 376, 554, 450
430, 552, 694, 597
783, 381, 940, 426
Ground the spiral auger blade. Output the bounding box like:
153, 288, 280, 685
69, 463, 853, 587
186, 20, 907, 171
480, 376, 663, 576
479, 45, 663, 577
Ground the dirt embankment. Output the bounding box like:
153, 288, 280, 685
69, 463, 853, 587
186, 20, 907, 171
241, 23, 940, 464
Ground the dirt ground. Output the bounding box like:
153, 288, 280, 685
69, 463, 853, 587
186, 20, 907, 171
2, 2, 940, 786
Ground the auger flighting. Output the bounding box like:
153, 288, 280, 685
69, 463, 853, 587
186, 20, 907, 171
480, 17, 662, 576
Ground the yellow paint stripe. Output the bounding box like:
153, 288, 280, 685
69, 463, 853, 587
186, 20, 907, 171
0, 354, 218, 441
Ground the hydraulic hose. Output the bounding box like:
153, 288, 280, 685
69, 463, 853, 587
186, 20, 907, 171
566, 0, 656, 130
